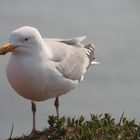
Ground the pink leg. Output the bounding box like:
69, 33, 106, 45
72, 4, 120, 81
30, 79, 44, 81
31, 101, 36, 133
54, 97, 60, 120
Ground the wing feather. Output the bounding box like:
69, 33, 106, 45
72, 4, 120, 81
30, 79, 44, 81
43, 37, 96, 81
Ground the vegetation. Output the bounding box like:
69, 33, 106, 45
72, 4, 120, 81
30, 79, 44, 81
8, 113, 140, 140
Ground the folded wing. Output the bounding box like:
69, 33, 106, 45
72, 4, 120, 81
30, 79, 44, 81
44, 36, 96, 81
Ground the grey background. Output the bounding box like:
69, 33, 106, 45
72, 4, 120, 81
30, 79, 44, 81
0, 0, 140, 139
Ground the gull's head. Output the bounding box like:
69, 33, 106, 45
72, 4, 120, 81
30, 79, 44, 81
0, 26, 44, 55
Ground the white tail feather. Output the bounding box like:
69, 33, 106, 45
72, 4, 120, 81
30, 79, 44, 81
91, 61, 100, 65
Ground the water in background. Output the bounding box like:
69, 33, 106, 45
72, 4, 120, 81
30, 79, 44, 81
0, 0, 140, 139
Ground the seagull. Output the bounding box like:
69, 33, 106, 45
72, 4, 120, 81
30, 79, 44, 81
0, 26, 98, 133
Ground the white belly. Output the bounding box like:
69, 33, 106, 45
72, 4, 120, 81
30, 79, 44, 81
6, 55, 77, 101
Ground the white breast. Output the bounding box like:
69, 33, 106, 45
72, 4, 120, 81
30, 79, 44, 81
6, 54, 77, 101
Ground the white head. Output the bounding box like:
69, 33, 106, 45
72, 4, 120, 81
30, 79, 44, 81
0, 26, 45, 55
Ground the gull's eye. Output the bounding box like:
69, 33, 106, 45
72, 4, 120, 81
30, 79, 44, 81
24, 38, 28, 41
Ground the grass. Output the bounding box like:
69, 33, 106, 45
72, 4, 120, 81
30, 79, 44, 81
7, 113, 140, 140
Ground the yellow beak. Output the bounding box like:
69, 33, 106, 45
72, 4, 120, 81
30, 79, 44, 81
0, 43, 15, 55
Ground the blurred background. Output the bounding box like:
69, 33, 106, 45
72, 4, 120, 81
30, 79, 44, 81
0, 0, 140, 139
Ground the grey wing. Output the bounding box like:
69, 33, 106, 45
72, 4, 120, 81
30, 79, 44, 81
43, 37, 96, 81
44, 36, 87, 47
56, 48, 87, 81
56, 44, 95, 81
60, 36, 87, 47
43, 36, 87, 62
